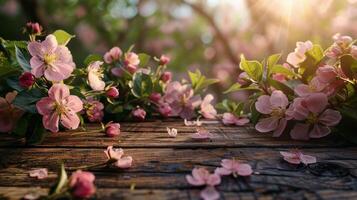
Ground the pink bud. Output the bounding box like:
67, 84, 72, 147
105, 122, 121, 137
159, 55, 170, 65
149, 92, 161, 103
26, 22, 42, 35
237, 72, 249, 85
158, 102, 172, 117
132, 108, 146, 121
19, 72, 35, 88
106, 87, 119, 98
104, 47, 122, 64
69, 170, 96, 198
160, 71, 172, 83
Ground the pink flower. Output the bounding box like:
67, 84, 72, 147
84, 99, 104, 122
132, 107, 146, 121
69, 170, 96, 198
104, 47, 122, 64
191, 128, 213, 140
200, 94, 217, 119
186, 168, 221, 200
333, 33, 352, 48
149, 92, 161, 103
105, 122, 120, 137
280, 150, 316, 165
29, 168, 48, 179
159, 55, 170, 65
255, 90, 290, 137
28, 34, 75, 81
163, 81, 201, 119
287, 93, 342, 140
160, 71, 172, 83
237, 72, 250, 85
26, 22, 42, 35
286, 40, 313, 67
222, 113, 249, 126
19, 72, 35, 88
87, 61, 105, 91
36, 84, 83, 133
166, 127, 177, 137
106, 87, 119, 98
0, 91, 24, 133
124, 52, 139, 73
158, 102, 172, 117
215, 159, 253, 177
326, 33, 353, 58
104, 146, 133, 168
294, 77, 327, 97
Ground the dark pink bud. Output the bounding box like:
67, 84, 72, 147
106, 87, 119, 98
159, 55, 170, 65
26, 22, 42, 35
105, 122, 121, 137
158, 102, 172, 117
132, 108, 146, 121
149, 92, 161, 103
160, 71, 172, 83
19, 72, 35, 88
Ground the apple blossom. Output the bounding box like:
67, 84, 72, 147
286, 40, 313, 67
69, 170, 96, 198
160, 71, 172, 83
186, 168, 221, 200
84, 99, 104, 122
87, 61, 105, 91
132, 107, 146, 121
124, 52, 139, 73
159, 55, 170, 65
104, 146, 133, 168
215, 159, 253, 177
280, 150, 317, 165
149, 92, 162, 103
200, 94, 217, 119
222, 113, 249, 126
0, 91, 24, 133
104, 46, 122, 64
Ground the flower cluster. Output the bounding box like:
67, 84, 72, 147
0, 23, 217, 144
222, 33, 357, 141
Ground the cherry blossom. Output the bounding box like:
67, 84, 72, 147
124, 52, 140, 73
186, 168, 221, 200
28, 34, 75, 81
255, 90, 291, 137
132, 107, 146, 121
286, 40, 313, 67
87, 61, 105, 91
69, 170, 96, 198
84, 99, 104, 122
105, 122, 120, 137
0, 91, 24, 133
29, 168, 48, 179
160, 71, 172, 83
104, 146, 133, 169
222, 113, 249, 126
280, 150, 317, 165
36, 84, 83, 132
215, 159, 253, 177
104, 46, 122, 64
200, 94, 217, 119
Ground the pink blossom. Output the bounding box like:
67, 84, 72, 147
163, 81, 201, 119
287, 93, 342, 140
237, 72, 250, 85
280, 150, 317, 165
19, 72, 35, 88
159, 55, 170, 65
294, 77, 327, 97
28, 34, 75, 81
132, 108, 146, 121
166, 127, 177, 137
105, 122, 120, 137
286, 40, 313, 67
124, 52, 139, 73
84, 99, 104, 122
158, 102, 172, 117
215, 159, 253, 177
104, 47, 122, 64
87, 61, 105, 91
106, 87, 119, 98
160, 71, 172, 83
104, 146, 133, 168
200, 94, 217, 119
255, 90, 290, 137
36, 84, 83, 133
69, 170, 96, 198
326, 33, 353, 58
186, 168, 221, 200
26, 22, 42, 35
333, 33, 352, 48
184, 118, 202, 126
222, 113, 249, 126
29, 168, 48, 179
149, 92, 161, 103
191, 128, 213, 140
0, 91, 24, 133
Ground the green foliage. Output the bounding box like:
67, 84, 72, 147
270, 64, 296, 77
216, 99, 244, 116
223, 83, 260, 94
188, 69, 219, 93
13, 88, 45, 113
84, 54, 102, 66
299, 44, 324, 81
50, 163, 68, 195
239, 54, 263, 82
53, 30, 75, 46
15, 45, 31, 72
0, 52, 19, 78
267, 78, 294, 97
340, 55, 357, 80
26, 115, 47, 145
12, 116, 28, 137
105, 102, 124, 114
130, 72, 153, 98
138, 53, 151, 67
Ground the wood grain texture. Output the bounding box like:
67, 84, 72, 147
0, 120, 356, 199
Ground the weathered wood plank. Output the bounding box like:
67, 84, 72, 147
0, 122, 348, 148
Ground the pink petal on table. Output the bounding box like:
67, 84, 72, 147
167, 127, 178, 137
115, 156, 133, 169
191, 129, 213, 139
29, 168, 48, 179
200, 186, 220, 200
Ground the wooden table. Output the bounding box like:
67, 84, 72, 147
0, 119, 357, 199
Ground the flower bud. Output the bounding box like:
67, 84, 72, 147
132, 108, 146, 121
69, 170, 96, 198
159, 55, 170, 65
104, 47, 122, 64
19, 72, 35, 88
105, 122, 121, 137
106, 87, 119, 98
160, 71, 172, 83
149, 92, 161, 103
158, 102, 172, 117
26, 22, 42, 35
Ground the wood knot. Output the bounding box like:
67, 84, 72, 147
308, 162, 349, 177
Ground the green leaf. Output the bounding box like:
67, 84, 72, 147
84, 54, 102, 66
239, 55, 263, 82
340, 55, 357, 80
270, 65, 296, 77
299, 44, 324, 81
138, 53, 151, 67
105, 103, 123, 114
27, 116, 47, 145
13, 88, 44, 113
337, 106, 357, 144
0, 58, 19, 78
267, 54, 281, 75
15, 45, 31, 72
53, 30, 75, 45
50, 163, 68, 195
12, 116, 28, 138
267, 78, 294, 97
188, 70, 219, 92
130, 72, 153, 98
224, 83, 260, 94
308, 44, 324, 62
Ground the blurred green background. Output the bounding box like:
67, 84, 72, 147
0, 0, 356, 98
